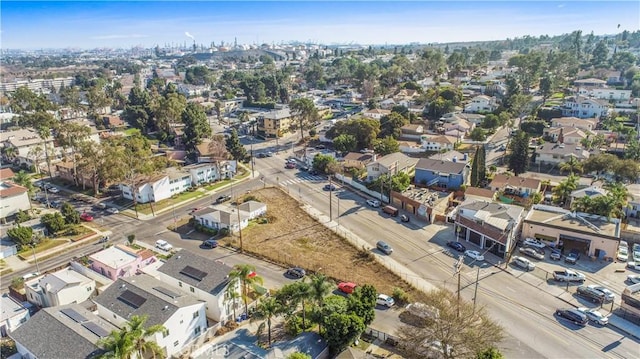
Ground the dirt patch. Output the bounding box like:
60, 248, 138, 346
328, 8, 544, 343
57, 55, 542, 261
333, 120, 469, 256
227, 187, 422, 298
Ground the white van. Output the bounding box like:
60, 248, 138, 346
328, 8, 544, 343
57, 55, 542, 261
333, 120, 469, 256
155, 239, 173, 251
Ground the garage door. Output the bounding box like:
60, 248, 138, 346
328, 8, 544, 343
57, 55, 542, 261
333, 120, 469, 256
468, 230, 482, 246
559, 235, 591, 256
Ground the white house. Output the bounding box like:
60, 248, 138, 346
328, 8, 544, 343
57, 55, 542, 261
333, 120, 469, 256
0, 180, 30, 219
533, 143, 591, 166
561, 96, 609, 119
193, 205, 253, 232
24, 268, 96, 308
624, 184, 640, 219
0, 128, 56, 169
590, 88, 632, 101
550, 117, 597, 132
569, 186, 608, 208
121, 174, 171, 204
366, 152, 419, 181
93, 274, 208, 358
186, 163, 222, 186
0, 293, 30, 336
464, 95, 497, 113
420, 135, 458, 152
362, 108, 391, 119
238, 200, 268, 218
146, 250, 240, 323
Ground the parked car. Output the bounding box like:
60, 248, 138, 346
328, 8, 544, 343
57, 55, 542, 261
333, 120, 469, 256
400, 215, 410, 222
377, 241, 393, 255
216, 195, 231, 203
627, 262, 640, 271
155, 239, 173, 251
80, 213, 94, 222
550, 249, 562, 261
447, 241, 466, 252
94, 202, 107, 210
555, 308, 588, 326
285, 162, 296, 169
323, 184, 336, 191
634, 250, 640, 263
200, 239, 218, 249
366, 199, 381, 208
519, 247, 544, 260
576, 286, 605, 304
627, 274, 640, 284
376, 294, 395, 307
553, 269, 585, 282
257, 153, 266, 158
617, 246, 629, 262
106, 207, 119, 214
576, 307, 609, 325
50, 200, 61, 208
338, 282, 357, 294
285, 267, 306, 279
48, 187, 60, 193
512, 256, 535, 271
565, 249, 581, 264
98, 236, 109, 243
464, 250, 484, 261
286, 158, 297, 164
523, 238, 546, 249
587, 285, 615, 302
265, 151, 273, 157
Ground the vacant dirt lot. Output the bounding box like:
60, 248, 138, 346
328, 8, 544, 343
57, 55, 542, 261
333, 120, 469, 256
226, 187, 422, 298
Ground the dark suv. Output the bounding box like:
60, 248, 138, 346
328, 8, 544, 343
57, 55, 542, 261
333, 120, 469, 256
555, 308, 588, 326
216, 195, 231, 204
576, 286, 604, 303
565, 249, 581, 264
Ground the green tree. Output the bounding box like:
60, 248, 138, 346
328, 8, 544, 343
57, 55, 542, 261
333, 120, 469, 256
12, 170, 34, 194
225, 129, 248, 162
507, 131, 530, 176
389, 172, 411, 192
312, 154, 338, 174
287, 353, 311, 359
332, 134, 358, 153
559, 156, 584, 175
373, 136, 400, 156
469, 127, 487, 142
98, 326, 133, 359
61, 202, 80, 225
348, 284, 377, 326
591, 41, 609, 67
552, 174, 579, 206
55, 122, 91, 186
182, 102, 211, 160
289, 98, 319, 140
277, 281, 313, 329
41, 212, 66, 233
379, 112, 408, 139
154, 91, 187, 139
476, 347, 505, 359
323, 313, 366, 354
252, 297, 282, 346
326, 118, 380, 150
99, 315, 166, 359
15, 210, 31, 224
613, 159, 640, 183
7, 226, 33, 247
229, 264, 264, 316
309, 274, 333, 333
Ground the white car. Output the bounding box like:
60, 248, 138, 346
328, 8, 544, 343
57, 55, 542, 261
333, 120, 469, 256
619, 240, 628, 249
627, 262, 640, 271
155, 239, 173, 251
523, 238, 546, 249
464, 250, 484, 261
634, 250, 640, 263
576, 307, 609, 325
376, 294, 395, 307
587, 285, 615, 302
106, 207, 119, 214
617, 246, 628, 262
512, 256, 535, 271
627, 275, 640, 284
47, 187, 60, 193
366, 199, 381, 208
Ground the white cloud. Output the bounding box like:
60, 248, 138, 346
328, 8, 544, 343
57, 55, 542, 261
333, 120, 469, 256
90, 34, 149, 40
558, 4, 566, 8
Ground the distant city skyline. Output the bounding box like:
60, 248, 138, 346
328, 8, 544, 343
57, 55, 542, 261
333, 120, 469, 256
2, 1, 638, 49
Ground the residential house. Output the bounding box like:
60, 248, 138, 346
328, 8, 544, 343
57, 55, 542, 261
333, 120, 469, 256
399, 124, 424, 141
167, 167, 193, 195
56, 161, 95, 189
569, 186, 608, 209
0, 239, 17, 259
561, 96, 609, 119
489, 174, 541, 197
177, 84, 209, 97
366, 152, 419, 181
440, 112, 486, 127
193, 202, 266, 232
257, 108, 294, 138
464, 187, 497, 202
590, 88, 632, 101
604, 70, 625, 85
625, 184, 640, 219
93, 274, 208, 358
121, 174, 171, 204
543, 127, 590, 145
89, 244, 157, 281
24, 267, 96, 308
428, 150, 469, 164
420, 135, 458, 152
522, 204, 620, 258
0, 181, 30, 219
102, 114, 126, 129
454, 200, 524, 258
379, 99, 396, 109
414, 158, 469, 190
464, 95, 498, 113
0, 293, 30, 337
533, 143, 591, 167
0, 168, 15, 181
574, 78, 607, 89
238, 200, 268, 218
342, 152, 375, 169
362, 108, 391, 119
186, 163, 223, 186
0, 128, 56, 169
195, 331, 329, 359
9, 304, 118, 359
222, 97, 245, 113
550, 117, 598, 132
147, 250, 239, 323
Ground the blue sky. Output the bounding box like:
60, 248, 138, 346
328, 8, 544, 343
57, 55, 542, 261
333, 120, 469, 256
1, 1, 639, 49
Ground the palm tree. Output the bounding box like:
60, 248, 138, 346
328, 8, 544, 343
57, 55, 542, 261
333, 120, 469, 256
127, 315, 166, 359
99, 328, 133, 359
603, 182, 633, 219
552, 174, 579, 206
1, 146, 17, 164
308, 274, 333, 334
559, 156, 583, 175
229, 264, 264, 316
251, 297, 282, 346
291, 281, 313, 330
225, 282, 241, 321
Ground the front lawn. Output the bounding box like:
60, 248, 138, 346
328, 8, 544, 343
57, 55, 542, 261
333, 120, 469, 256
17, 239, 67, 260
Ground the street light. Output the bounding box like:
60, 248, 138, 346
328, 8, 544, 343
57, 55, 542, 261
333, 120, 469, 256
31, 243, 40, 273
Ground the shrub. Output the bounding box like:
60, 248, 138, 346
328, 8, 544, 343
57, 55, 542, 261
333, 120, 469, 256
219, 228, 230, 237
194, 223, 218, 236
392, 287, 410, 305
284, 315, 303, 336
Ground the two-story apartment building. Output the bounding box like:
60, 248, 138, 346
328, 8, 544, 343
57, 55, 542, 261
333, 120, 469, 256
419, 135, 458, 152
94, 274, 208, 358
590, 88, 632, 101
454, 200, 524, 258
550, 117, 598, 132
464, 95, 498, 113
0, 179, 30, 219
0, 128, 55, 169
10, 304, 118, 359
366, 152, 419, 181
89, 245, 157, 281
24, 268, 96, 308
257, 108, 293, 138
414, 158, 469, 190
561, 96, 609, 119
533, 143, 592, 167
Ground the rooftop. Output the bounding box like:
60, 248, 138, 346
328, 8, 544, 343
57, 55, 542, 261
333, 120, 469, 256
0, 293, 29, 322
157, 249, 233, 295
525, 205, 620, 239
89, 245, 139, 268
458, 200, 523, 231
416, 157, 467, 174
490, 174, 541, 190
28, 267, 92, 293
373, 152, 419, 169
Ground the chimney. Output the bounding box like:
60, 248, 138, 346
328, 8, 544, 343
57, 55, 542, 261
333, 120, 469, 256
463, 153, 468, 161
453, 156, 457, 163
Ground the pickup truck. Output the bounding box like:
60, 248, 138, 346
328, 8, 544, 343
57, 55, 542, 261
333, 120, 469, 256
553, 269, 586, 282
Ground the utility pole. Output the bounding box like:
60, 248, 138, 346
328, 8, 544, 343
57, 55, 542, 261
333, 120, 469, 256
31, 243, 40, 273
454, 257, 463, 318
250, 138, 255, 178
329, 175, 333, 221
473, 266, 480, 314
236, 201, 244, 253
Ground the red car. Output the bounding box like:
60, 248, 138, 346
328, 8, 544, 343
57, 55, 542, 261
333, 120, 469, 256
338, 282, 357, 294
80, 213, 94, 222
285, 162, 296, 169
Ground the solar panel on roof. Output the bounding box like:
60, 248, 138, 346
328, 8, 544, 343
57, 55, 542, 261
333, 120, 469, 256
153, 286, 181, 299
60, 308, 88, 323
82, 321, 111, 338
180, 265, 207, 281
118, 289, 147, 308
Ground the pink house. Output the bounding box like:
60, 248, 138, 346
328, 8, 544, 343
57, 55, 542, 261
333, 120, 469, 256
89, 245, 157, 280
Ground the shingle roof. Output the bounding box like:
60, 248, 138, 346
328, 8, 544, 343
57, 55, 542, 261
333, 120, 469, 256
0, 181, 28, 198
373, 152, 418, 169
9, 304, 117, 359
343, 152, 374, 162
489, 174, 541, 191
464, 187, 496, 199
156, 250, 233, 295
93, 274, 202, 327
459, 200, 523, 228
0, 168, 15, 180
239, 200, 266, 213
416, 158, 467, 174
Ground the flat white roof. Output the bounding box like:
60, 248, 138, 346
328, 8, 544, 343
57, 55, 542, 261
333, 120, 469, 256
89, 246, 137, 267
